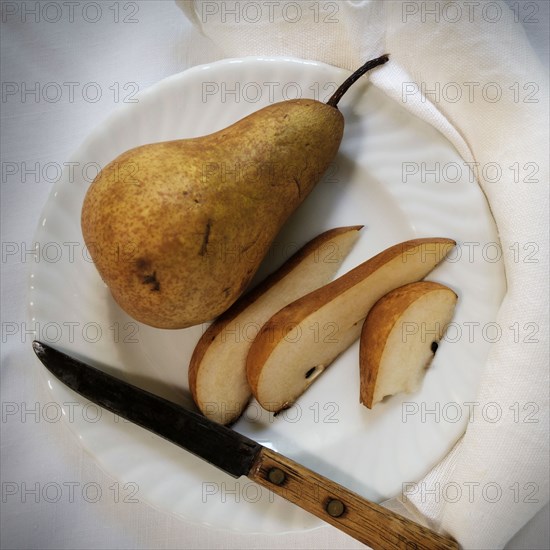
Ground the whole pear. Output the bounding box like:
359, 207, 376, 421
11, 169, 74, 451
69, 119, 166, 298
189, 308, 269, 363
81, 55, 389, 329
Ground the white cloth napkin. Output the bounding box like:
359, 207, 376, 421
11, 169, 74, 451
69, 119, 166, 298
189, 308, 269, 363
176, 1, 549, 548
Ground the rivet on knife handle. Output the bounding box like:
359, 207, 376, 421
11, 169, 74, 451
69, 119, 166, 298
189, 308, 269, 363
249, 447, 458, 550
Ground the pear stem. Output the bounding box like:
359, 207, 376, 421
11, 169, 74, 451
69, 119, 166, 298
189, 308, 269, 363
326, 54, 390, 108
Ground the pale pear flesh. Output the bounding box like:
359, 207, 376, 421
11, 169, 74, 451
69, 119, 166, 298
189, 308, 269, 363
189, 226, 363, 425
81, 99, 344, 329
360, 282, 458, 408
246, 238, 455, 412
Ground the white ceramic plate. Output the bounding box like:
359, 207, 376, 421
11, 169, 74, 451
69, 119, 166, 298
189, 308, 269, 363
28, 57, 505, 534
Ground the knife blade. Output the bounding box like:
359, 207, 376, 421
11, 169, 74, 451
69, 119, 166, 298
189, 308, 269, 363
32, 340, 458, 550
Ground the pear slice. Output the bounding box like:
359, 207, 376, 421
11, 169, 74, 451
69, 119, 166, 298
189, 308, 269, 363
359, 281, 458, 409
246, 238, 455, 413
189, 226, 363, 424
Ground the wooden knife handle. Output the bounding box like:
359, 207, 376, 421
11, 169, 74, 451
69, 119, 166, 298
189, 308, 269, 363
248, 447, 458, 550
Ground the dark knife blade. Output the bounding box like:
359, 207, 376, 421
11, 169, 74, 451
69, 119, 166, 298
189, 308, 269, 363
32, 340, 459, 550
32, 340, 261, 478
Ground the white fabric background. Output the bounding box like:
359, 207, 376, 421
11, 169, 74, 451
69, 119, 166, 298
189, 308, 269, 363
1, 1, 548, 549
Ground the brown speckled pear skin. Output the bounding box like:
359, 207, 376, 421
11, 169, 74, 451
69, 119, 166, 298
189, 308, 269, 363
81, 99, 344, 329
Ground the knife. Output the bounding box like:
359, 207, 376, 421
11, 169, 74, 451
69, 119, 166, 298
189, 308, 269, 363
32, 340, 458, 550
